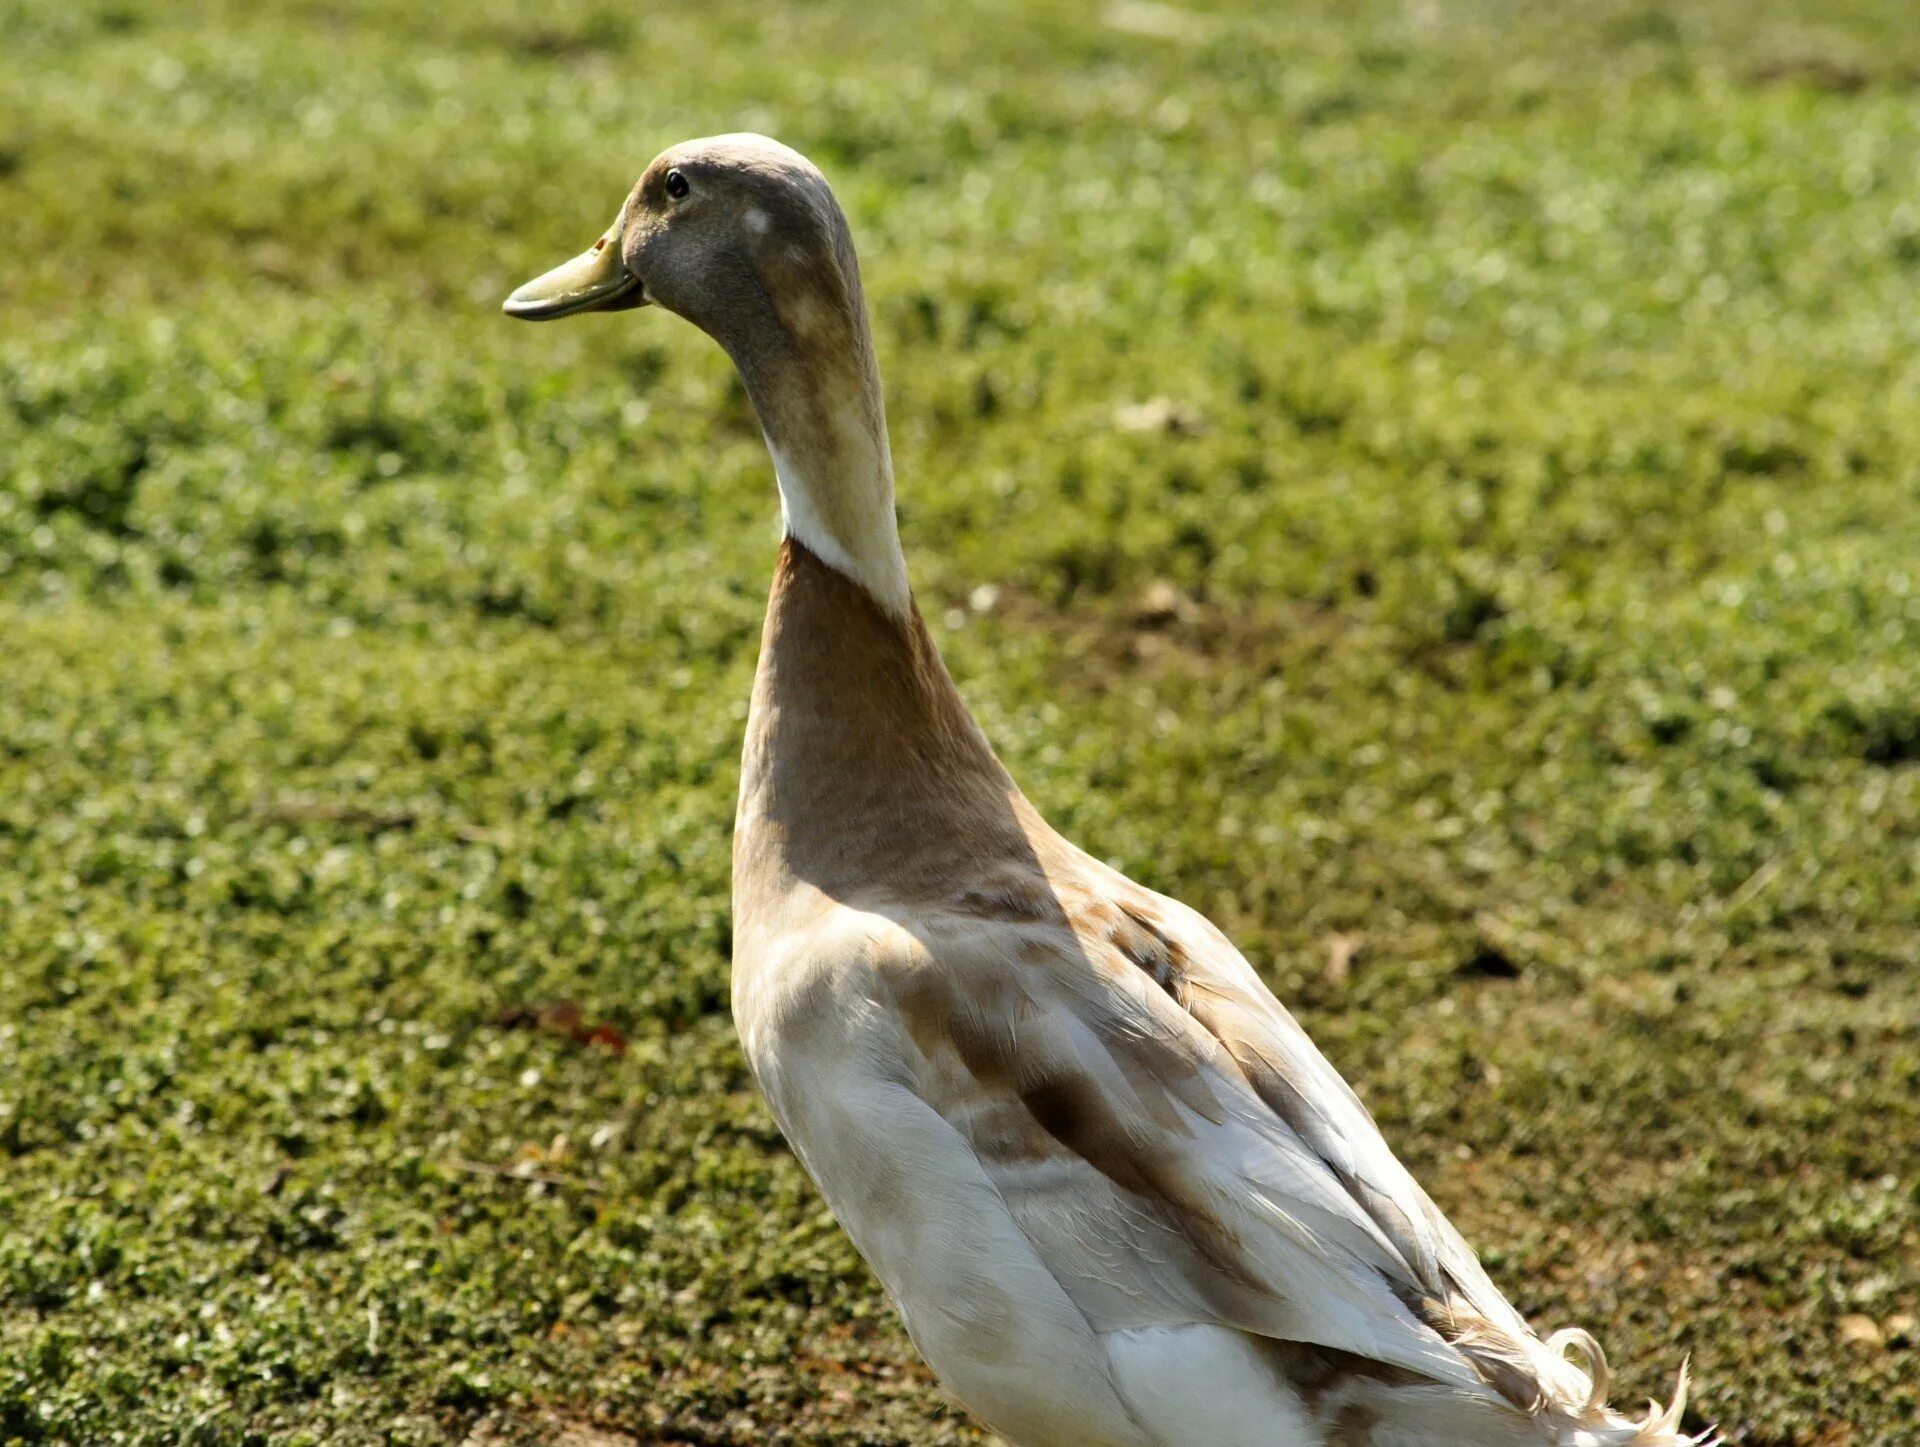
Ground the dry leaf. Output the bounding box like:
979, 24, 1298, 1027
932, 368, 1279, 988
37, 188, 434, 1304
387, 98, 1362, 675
1325, 932, 1364, 986
1839, 1314, 1885, 1349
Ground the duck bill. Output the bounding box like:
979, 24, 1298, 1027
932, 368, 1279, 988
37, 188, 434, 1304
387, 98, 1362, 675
502, 206, 647, 320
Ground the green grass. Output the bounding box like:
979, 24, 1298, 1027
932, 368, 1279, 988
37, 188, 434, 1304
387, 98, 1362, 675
3, 0, 1919, 1441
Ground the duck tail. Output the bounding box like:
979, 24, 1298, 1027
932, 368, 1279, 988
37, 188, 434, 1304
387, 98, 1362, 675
1542, 1340, 1717, 1447
1414, 1290, 1712, 1445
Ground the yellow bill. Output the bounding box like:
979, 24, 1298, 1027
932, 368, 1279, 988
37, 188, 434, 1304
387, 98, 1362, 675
502, 204, 646, 320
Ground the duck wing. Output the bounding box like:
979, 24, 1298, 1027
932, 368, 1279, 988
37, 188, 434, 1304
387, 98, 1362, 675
882, 857, 1593, 1417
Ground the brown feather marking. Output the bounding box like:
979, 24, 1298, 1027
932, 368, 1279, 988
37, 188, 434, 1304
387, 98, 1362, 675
894, 967, 1063, 1168
1012, 1065, 1260, 1294
898, 963, 1261, 1296
1218, 1036, 1324, 1143
956, 876, 1055, 923
1251, 1336, 1425, 1409
1112, 900, 1187, 1001
1414, 1293, 1545, 1413
1326, 1403, 1380, 1446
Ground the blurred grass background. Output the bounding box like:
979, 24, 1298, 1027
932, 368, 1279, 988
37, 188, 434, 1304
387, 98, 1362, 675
3, 0, 1919, 1442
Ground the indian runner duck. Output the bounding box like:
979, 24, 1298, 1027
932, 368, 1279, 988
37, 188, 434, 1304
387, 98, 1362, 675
504, 134, 1704, 1447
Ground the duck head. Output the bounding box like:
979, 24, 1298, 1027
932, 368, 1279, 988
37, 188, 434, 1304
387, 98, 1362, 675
504, 134, 867, 372
503, 133, 910, 616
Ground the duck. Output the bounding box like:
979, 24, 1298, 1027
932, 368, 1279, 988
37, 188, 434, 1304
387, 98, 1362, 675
503, 134, 1705, 1447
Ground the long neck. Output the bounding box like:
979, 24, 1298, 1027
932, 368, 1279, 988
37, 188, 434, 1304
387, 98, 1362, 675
721, 228, 1034, 908
722, 255, 911, 617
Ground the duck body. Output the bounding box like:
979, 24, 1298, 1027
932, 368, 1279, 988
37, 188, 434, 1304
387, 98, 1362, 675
506, 133, 1702, 1447
730, 543, 1672, 1447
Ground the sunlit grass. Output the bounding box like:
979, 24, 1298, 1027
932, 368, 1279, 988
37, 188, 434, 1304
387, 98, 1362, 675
2, 1, 1918, 1441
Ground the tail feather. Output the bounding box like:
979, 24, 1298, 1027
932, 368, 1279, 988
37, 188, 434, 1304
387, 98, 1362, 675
1311, 1344, 1714, 1447
1622, 1355, 1719, 1447
1549, 1347, 1716, 1447
1417, 1290, 1712, 1444
1543, 1326, 1609, 1414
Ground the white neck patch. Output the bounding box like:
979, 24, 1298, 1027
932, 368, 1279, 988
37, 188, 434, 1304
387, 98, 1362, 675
767, 435, 912, 617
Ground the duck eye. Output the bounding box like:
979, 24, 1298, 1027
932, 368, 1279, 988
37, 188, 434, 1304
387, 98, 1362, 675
665, 169, 690, 200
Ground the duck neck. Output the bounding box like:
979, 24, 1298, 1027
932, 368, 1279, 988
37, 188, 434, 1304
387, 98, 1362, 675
725, 284, 911, 618
721, 245, 1027, 903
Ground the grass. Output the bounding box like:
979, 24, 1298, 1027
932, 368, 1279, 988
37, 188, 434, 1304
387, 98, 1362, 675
3, 0, 1919, 1441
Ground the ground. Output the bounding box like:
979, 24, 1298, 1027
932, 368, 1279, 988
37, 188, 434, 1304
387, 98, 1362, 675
2, 0, 1918, 1442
